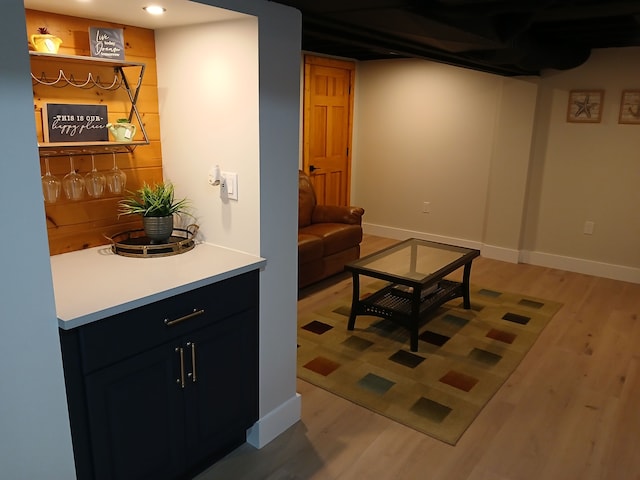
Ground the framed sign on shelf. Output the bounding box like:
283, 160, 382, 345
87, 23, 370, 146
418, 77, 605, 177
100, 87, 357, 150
618, 90, 640, 124
89, 27, 125, 60
567, 89, 604, 123
43, 103, 109, 143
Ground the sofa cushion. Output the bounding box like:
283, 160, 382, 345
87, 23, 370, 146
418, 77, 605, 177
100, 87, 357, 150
298, 172, 316, 228
298, 233, 324, 264
312, 205, 364, 225
300, 223, 363, 257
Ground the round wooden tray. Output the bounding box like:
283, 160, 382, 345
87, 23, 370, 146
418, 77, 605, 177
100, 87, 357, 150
107, 224, 199, 258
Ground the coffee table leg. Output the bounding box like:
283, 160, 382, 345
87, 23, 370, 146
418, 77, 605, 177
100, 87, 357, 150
410, 288, 421, 352
347, 273, 359, 330
462, 261, 473, 309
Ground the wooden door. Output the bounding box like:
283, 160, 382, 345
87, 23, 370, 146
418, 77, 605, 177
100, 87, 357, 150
303, 55, 355, 206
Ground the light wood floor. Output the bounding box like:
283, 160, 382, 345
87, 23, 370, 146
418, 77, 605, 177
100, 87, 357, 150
198, 235, 640, 480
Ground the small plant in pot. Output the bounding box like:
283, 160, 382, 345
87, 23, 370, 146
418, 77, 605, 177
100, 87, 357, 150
30, 27, 63, 54
119, 181, 191, 244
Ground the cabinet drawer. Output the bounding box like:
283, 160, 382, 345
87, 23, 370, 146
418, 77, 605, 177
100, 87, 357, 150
76, 270, 258, 373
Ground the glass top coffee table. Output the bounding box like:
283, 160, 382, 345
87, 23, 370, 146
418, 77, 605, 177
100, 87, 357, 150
344, 238, 480, 351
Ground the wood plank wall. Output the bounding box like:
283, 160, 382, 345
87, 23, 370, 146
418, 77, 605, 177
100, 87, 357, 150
26, 9, 163, 255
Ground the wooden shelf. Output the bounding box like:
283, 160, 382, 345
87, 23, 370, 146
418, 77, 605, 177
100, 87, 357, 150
38, 141, 149, 156
29, 51, 145, 68
31, 51, 148, 155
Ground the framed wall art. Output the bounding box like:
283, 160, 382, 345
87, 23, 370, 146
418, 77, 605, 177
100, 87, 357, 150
618, 90, 640, 124
567, 89, 604, 123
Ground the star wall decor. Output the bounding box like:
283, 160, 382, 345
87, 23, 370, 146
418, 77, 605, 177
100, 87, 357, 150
618, 90, 640, 124
567, 90, 604, 123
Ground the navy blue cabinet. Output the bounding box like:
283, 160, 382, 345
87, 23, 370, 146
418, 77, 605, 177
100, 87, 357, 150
60, 270, 259, 480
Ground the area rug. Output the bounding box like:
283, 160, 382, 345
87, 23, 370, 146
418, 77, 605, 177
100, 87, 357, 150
297, 282, 563, 445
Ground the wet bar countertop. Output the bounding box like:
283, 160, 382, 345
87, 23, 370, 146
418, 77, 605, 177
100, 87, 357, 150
50, 242, 265, 329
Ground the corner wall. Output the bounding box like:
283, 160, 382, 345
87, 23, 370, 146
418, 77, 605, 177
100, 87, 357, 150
352, 51, 640, 283
0, 1, 76, 477
521, 48, 640, 282
190, 0, 302, 448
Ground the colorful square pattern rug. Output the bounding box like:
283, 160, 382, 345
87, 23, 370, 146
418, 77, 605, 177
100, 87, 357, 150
297, 282, 563, 445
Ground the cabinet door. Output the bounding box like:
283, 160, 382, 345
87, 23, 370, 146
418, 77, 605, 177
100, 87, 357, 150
184, 308, 258, 467
84, 342, 185, 480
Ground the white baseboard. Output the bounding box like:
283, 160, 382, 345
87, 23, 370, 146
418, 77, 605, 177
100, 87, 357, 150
362, 223, 640, 284
246, 393, 301, 449
520, 250, 640, 284
480, 244, 520, 263
363, 223, 482, 250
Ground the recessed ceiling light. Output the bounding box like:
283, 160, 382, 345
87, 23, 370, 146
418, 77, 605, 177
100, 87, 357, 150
143, 5, 167, 16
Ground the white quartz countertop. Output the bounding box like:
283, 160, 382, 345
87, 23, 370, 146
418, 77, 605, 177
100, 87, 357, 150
50, 242, 266, 329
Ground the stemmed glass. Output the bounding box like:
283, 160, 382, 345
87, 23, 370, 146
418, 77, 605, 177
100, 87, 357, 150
63, 155, 85, 201
41, 155, 61, 203
85, 153, 106, 198
106, 151, 127, 194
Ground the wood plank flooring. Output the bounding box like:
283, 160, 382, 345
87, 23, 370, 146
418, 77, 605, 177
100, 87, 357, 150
198, 235, 640, 480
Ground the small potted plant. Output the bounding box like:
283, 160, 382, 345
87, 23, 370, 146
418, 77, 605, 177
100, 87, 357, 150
119, 181, 191, 243
30, 27, 62, 54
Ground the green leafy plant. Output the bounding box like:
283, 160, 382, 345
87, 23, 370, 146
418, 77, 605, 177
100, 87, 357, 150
119, 181, 190, 217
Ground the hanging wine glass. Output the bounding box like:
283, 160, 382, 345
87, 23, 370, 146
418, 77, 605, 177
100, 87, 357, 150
85, 153, 106, 198
106, 151, 127, 194
41, 155, 62, 203
63, 155, 85, 201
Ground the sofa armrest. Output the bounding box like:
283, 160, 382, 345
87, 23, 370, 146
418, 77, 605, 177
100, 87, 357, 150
312, 205, 364, 225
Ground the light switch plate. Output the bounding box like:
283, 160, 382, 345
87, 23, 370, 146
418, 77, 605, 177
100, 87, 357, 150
223, 172, 238, 200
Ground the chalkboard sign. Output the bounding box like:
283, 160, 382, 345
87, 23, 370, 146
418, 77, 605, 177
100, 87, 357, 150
43, 104, 109, 143
89, 27, 125, 60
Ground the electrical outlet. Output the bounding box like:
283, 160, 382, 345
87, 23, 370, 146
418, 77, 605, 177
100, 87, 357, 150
422, 201, 431, 213
583, 221, 595, 235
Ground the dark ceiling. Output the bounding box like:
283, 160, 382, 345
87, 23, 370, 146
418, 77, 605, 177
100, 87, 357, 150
269, 0, 640, 76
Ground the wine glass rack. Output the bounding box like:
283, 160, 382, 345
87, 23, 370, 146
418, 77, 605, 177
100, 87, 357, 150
30, 51, 149, 156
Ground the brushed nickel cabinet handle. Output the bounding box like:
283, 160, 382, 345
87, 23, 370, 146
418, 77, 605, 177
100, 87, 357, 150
164, 308, 205, 327
176, 347, 185, 389
190, 342, 197, 383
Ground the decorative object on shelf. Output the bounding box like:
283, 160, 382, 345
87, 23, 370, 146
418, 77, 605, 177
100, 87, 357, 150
30, 27, 62, 54
106, 118, 136, 142
618, 90, 640, 124
567, 89, 604, 123
119, 182, 191, 244
43, 103, 109, 143
89, 27, 125, 60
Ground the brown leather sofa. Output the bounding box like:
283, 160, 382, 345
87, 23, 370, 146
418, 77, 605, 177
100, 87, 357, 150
298, 170, 365, 288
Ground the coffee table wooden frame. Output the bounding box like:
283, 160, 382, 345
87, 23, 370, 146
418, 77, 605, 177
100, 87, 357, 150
345, 238, 480, 352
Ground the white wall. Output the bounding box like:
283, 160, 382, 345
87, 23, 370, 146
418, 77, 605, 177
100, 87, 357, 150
156, 15, 260, 254
353, 59, 502, 243
352, 52, 640, 283
522, 47, 640, 279
0, 1, 76, 477
176, 0, 302, 447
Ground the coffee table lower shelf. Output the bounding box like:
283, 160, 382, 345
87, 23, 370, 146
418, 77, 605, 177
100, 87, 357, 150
348, 279, 464, 351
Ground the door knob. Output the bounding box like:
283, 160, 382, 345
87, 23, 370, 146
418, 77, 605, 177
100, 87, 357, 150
309, 165, 320, 172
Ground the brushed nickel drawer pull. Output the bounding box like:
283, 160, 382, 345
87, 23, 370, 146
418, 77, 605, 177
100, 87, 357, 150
176, 347, 185, 389
164, 308, 205, 327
